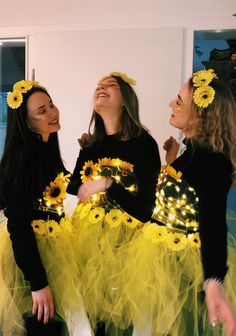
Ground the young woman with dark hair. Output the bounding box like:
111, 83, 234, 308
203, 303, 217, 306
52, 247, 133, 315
0, 80, 92, 335
69, 72, 161, 335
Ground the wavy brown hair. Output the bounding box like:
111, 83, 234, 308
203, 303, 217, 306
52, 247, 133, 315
189, 77, 236, 184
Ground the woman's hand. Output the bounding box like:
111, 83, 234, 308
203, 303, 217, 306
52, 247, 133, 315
31, 285, 54, 324
205, 280, 236, 336
78, 177, 112, 203
163, 136, 180, 164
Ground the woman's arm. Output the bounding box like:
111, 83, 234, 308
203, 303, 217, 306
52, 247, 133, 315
77, 136, 161, 222
196, 154, 236, 333
67, 148, 87, 195
6, 173, 54, 323
107, 139, 161, 222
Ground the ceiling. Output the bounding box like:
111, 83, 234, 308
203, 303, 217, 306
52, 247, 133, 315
0, 0, 235, 27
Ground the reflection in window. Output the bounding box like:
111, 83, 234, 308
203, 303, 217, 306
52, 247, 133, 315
0, 38, 26, 158
193, 30, 236, 101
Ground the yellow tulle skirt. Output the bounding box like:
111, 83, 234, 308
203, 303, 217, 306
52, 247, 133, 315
72, 203, 236, 336
0, 218, 93, 336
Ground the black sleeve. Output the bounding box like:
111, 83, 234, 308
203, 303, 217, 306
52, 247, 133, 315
197, 156, 231, 281
6, 175, 48, 291
108, 138, 161, 222
67, 149, 86, 195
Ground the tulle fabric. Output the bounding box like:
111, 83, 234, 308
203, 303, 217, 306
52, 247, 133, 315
122, 225, 236, 336
72, 203, 236, 336
0, 219, 93, 336
72, 203, 140, 332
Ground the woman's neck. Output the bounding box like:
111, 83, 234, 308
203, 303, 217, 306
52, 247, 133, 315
103, 117, 120, 135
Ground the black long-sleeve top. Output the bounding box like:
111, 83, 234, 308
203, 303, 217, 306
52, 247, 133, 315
4, 138, 67, 291
70, 130, 161, 223
172, 140, 232, 281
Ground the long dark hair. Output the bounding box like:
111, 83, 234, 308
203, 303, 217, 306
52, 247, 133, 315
0, 86, 63, 209
86, 75, 148, 147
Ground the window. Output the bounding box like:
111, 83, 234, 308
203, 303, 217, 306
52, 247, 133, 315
0, 38, 26, 157
193, 29, 236, 101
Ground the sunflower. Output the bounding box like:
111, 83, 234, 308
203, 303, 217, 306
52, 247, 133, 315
43, 178, 67, 205
7, 91, 23, 109
31, 81, 48, 92
188, 233, 201, 248
120, 160, 134, 173
123, 213, 139, 229
88, 207, 105, 224
166, 233, 187, 251
32, 220, 46, 235
13, 80, 33, 93
193, 69, 217, 87
45, 220, 62, 238
80, 161, 99, 183
55, 172, 71, 185
193, 85, 215, 108
161, 165, 182, 181
105, 209, 123, 228
111, 72, 136, 85
109, 158, 134, 172
60, 217, 73, 233
98, 157, 112, 167
79, 203, 92, 219
142, 223, 168, 243
98, 72, 136, 86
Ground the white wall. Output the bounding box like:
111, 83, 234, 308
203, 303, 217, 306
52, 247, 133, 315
28, 28, 183, 169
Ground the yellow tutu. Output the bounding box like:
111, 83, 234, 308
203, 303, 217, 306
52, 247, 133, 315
101, 222, 236, 336
0, 218, 92, 336
72, 203, 142, 331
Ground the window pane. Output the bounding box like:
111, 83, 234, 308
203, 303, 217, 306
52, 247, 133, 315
0, 38, 26, 158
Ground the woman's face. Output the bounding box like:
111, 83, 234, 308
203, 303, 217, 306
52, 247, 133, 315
169, 81, 198, 137
27, 91, 60, 142
93, 77, 124, 116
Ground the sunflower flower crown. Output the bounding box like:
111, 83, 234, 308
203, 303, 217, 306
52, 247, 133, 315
98, 72, 136, 86
192, 69, 218, 108
7, 80, 47, 109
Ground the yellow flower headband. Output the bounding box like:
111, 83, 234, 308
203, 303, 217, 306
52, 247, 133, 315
7, 80, 47, 109
192, 69, 218, 108
98, 72, 136, 86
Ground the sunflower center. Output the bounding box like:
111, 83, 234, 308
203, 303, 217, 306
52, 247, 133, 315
174, 238, 180, 244
51, 187, 61, 197
203, 94, 208, 99
85, 167, 92, 176
127, 217, 132, 223
14, 97, 18, 101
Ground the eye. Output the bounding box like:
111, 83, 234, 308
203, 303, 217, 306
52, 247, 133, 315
39, 109, 46, 114
176, 98, 182, 106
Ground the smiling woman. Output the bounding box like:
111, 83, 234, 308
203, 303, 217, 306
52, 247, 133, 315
0, 80, 92, 335
68, 72, 161, 335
